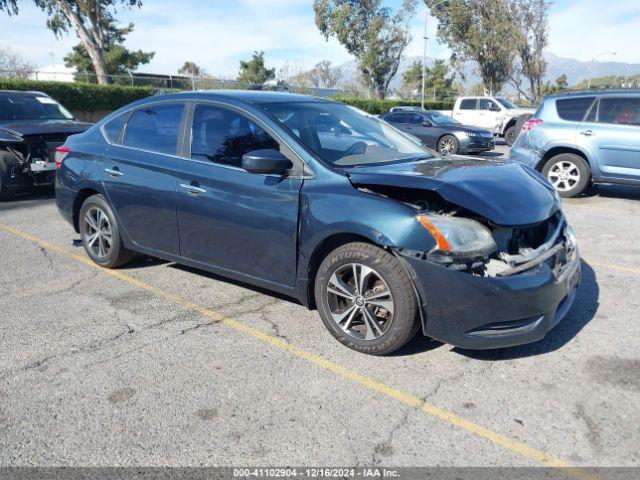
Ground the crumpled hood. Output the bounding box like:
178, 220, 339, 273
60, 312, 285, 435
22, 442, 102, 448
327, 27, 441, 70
0, 119, 91, 137
346, 157, 559, 226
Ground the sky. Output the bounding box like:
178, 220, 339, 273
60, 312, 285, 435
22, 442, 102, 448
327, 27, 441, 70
1, 0, 639, 77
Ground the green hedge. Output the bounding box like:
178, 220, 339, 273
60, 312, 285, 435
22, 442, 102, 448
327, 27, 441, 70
0, 78, 156, 114
333, 97, 454, 114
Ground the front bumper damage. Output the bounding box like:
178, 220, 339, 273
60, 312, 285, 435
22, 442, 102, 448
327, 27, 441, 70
396, 215, 581, 350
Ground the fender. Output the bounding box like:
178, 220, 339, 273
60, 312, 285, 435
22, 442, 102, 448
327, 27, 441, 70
540, 140, 603, 180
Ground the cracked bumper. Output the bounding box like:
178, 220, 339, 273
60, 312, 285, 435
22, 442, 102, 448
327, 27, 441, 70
399, 250, 581, 350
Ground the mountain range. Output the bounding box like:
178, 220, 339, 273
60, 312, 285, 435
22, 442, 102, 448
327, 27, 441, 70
335, 52, 640, 93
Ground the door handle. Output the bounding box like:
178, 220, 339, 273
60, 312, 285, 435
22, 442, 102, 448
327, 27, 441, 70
180, 183, 207, 195
580, 130, 595, 136
104, 168, 124, 177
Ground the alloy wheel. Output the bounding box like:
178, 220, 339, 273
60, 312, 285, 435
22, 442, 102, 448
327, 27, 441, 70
83, 206, 113, 258
326, 263, 395, 341
439, 138, 456, 155
548, 161, 581, 192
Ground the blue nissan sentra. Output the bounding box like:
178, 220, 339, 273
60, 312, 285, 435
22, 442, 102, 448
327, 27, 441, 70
55, 91, 581, 355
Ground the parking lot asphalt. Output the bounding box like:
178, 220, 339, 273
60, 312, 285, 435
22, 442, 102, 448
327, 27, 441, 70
1, 145, 639, 470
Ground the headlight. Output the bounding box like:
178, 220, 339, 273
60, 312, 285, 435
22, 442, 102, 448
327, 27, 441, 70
418, 215, 497, 258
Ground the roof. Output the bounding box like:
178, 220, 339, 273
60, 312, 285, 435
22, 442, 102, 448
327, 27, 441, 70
0, 90, 48, 96
546, 89, 640, 98
150, 89, 332, 106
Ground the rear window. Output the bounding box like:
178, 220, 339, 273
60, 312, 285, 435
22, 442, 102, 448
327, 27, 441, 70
555, 97, 595, 121
123, 103, 185, 155
459, 99, 476, 110
102, 113, 128, 143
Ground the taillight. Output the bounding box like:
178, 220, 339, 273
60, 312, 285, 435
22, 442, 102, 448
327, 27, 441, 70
54, 146, 70, 169
521, 118, 543, 132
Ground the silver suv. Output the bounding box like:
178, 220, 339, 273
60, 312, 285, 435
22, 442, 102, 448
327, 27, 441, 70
510, 90, 640, 197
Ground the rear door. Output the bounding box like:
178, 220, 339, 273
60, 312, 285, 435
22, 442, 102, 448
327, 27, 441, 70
577, 96, 640, 181
453, 98, 478, 125
101, 101, 185, 255
174, 102, 303, 289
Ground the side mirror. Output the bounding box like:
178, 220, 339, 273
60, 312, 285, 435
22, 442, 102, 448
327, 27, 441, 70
242, 149, 293, 175
422, 121, 433, 127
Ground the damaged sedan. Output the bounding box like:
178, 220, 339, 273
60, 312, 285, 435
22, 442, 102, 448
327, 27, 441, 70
0, 90, 90, 200
55, 91, 581, 355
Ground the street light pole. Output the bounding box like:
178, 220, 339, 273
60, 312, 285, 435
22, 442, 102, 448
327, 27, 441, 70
420, 10, 428, 109
588, 51, 617, 89
421, 0, 448, 110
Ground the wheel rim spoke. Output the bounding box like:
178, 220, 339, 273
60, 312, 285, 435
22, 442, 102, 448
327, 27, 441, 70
84, 207, 112, 258
362, 307, 383, 340
328, 273, 356, 299
331, 304, 356, 325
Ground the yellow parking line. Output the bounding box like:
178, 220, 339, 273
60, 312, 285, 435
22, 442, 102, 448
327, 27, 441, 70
0, 222, 598, 480
588, 260, 640, 275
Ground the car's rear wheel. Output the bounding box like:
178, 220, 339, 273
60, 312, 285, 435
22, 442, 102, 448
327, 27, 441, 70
504, 125, 517, 146
437, 135, 459, 156
542, 153, 590, 198
314, 242, 420, 355
79, 194, 133, 268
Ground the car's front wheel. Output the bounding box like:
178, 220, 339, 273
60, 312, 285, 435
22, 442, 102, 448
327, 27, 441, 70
315, 242, 420, 355
437, 135, 459, 156
542, 153, 590, 198
79, 194, 133, 268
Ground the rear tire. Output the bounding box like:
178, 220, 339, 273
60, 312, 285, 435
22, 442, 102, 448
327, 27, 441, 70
79, 194, 133, 268
542, 153, 590, 198
437, 135, 459, 156
314, 242, 420, 355
504, 125, 517, 146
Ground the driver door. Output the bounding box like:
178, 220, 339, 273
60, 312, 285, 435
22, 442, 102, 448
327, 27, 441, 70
477, 98, 503, 130
174, 103, 303, 290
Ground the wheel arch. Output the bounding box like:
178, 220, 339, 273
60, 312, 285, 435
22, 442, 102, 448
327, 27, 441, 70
72, 188, 101, 232
538, 146, 592, 174
302, 232, 380, 309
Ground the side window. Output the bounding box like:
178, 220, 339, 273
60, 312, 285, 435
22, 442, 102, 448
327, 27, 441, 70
123, 103, 184, 155
102, 113, 128, 144
597, 97, 640, 126
555, 97, 595, 122
460, 99, 476, 110
385, 113, 406, 123
479, 98, 499, 111
190, 104, 279, 167
408, 114, 424, 125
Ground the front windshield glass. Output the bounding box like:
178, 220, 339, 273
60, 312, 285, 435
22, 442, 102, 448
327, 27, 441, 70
0, 93, 74, 121
496, 97, 517, 109
426, 111, 461, 126
261, 101, 433, 167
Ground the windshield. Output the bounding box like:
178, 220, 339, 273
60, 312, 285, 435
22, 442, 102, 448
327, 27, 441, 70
426, 111, 460, 126
261, 101, 433, 167
0, 93, 74, 121
496, 97, 517, 109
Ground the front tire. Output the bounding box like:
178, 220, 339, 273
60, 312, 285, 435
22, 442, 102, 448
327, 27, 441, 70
437, 135, 459, 156
542, 153, 590, 198
79, 194, 133, 268
314, 242, 420, 355
0, 152, 15, 201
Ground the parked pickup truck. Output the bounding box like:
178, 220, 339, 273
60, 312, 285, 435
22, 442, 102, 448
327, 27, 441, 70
446, 96, 535, 146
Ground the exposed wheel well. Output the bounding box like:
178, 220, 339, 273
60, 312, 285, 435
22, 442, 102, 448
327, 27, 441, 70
306, 233, 377, 309
73, 188, 100, 232
538, 147, 590, 173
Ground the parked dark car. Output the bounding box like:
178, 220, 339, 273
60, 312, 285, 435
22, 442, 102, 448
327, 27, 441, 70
0, 90, 91, 200
56, 91, 580, 355
380, 109, 495, 155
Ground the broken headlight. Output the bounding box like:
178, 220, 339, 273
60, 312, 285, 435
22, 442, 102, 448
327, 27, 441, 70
418, 214, 497, 259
